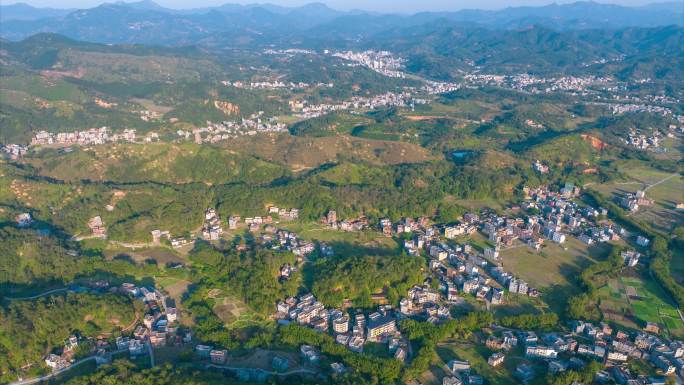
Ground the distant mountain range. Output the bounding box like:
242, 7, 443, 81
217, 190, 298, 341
0, 1, 682, 45
0, 2, 75, 21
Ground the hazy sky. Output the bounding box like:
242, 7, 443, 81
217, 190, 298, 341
6, 0, 659, 13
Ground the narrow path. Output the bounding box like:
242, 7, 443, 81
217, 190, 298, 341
121, 312, 141, 333
608, 173, 676, 190
644, 173, 678, 192
146, 342, 155, 367
109, 240, 157, 249
500, 243, 527, 251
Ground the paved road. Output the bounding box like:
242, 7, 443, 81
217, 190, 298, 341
8, 356, 96, 385
7, 348, 130, 385
4, 287, 67, 301
206, 364, 316, 376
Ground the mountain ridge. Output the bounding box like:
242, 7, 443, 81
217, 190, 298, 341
1, 1, 682, 44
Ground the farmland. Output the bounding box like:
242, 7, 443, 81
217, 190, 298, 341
598, 273, 684, 338
589, 164, 684, 233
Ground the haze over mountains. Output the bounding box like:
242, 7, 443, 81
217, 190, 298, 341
0, 0, 682, 44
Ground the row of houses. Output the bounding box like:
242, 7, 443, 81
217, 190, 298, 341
511, 320, 684, 381
30, 128, 137, 146
264, 229, 315, 258
202, 208, 223, 240
446, 319, 684, 385
399, 285, 452, 323
274, 293, 406, 359
225, 206, 300, 232
323, 210, 369, 232
182, 114, 287, 144
1, 143, 28, 159
618, 190, 654, 212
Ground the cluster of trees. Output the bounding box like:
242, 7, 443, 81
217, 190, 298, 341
566, 245, 624, 320
189, 241, 300, 315
289, 112, 367, 137
214, 160, 519, 223
647, 236, 684, 308
311, 254, 424, 308
400, 312, 494, 382
0, 292, 138, 382
182, 287, 239, 350
498, 312, 559, 330
64, 361, 251, 385
0, 223, 169, 297
0, 226, 94, 291
546, 360, 603, 385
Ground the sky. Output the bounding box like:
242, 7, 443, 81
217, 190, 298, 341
6, 0, 659, 13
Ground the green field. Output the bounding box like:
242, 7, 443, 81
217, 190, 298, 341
209, 291, 267, 330
154, 275, 193, 325
502, 238, 611, 288
501, 237, 612, 313
427, 341, 538, 385
1, 75, 86, 102
492, 295, 549, 318
598, 274, 684, 337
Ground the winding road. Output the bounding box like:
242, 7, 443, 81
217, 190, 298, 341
4, 287, 68, 301
8, 357, 97, 385
206, 364, 317, 377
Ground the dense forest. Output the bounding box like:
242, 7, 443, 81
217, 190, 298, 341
0, 293, 138, 382
188, 242, 300, 315
311, 254, 424, 308
0, 226, 90, 289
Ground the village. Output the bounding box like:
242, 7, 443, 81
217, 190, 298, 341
247, 184, 681, 385
7, 172, 684, 385
176, 113, 288, 144
2, 45, 680, 160
29, 127, 140, 146
330, 50, 407, 79
0, 46, 681, 385
290, 90, 421, 119
221, 79, 334, 91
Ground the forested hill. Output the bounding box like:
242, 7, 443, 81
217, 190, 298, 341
375, 24, 684, 80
